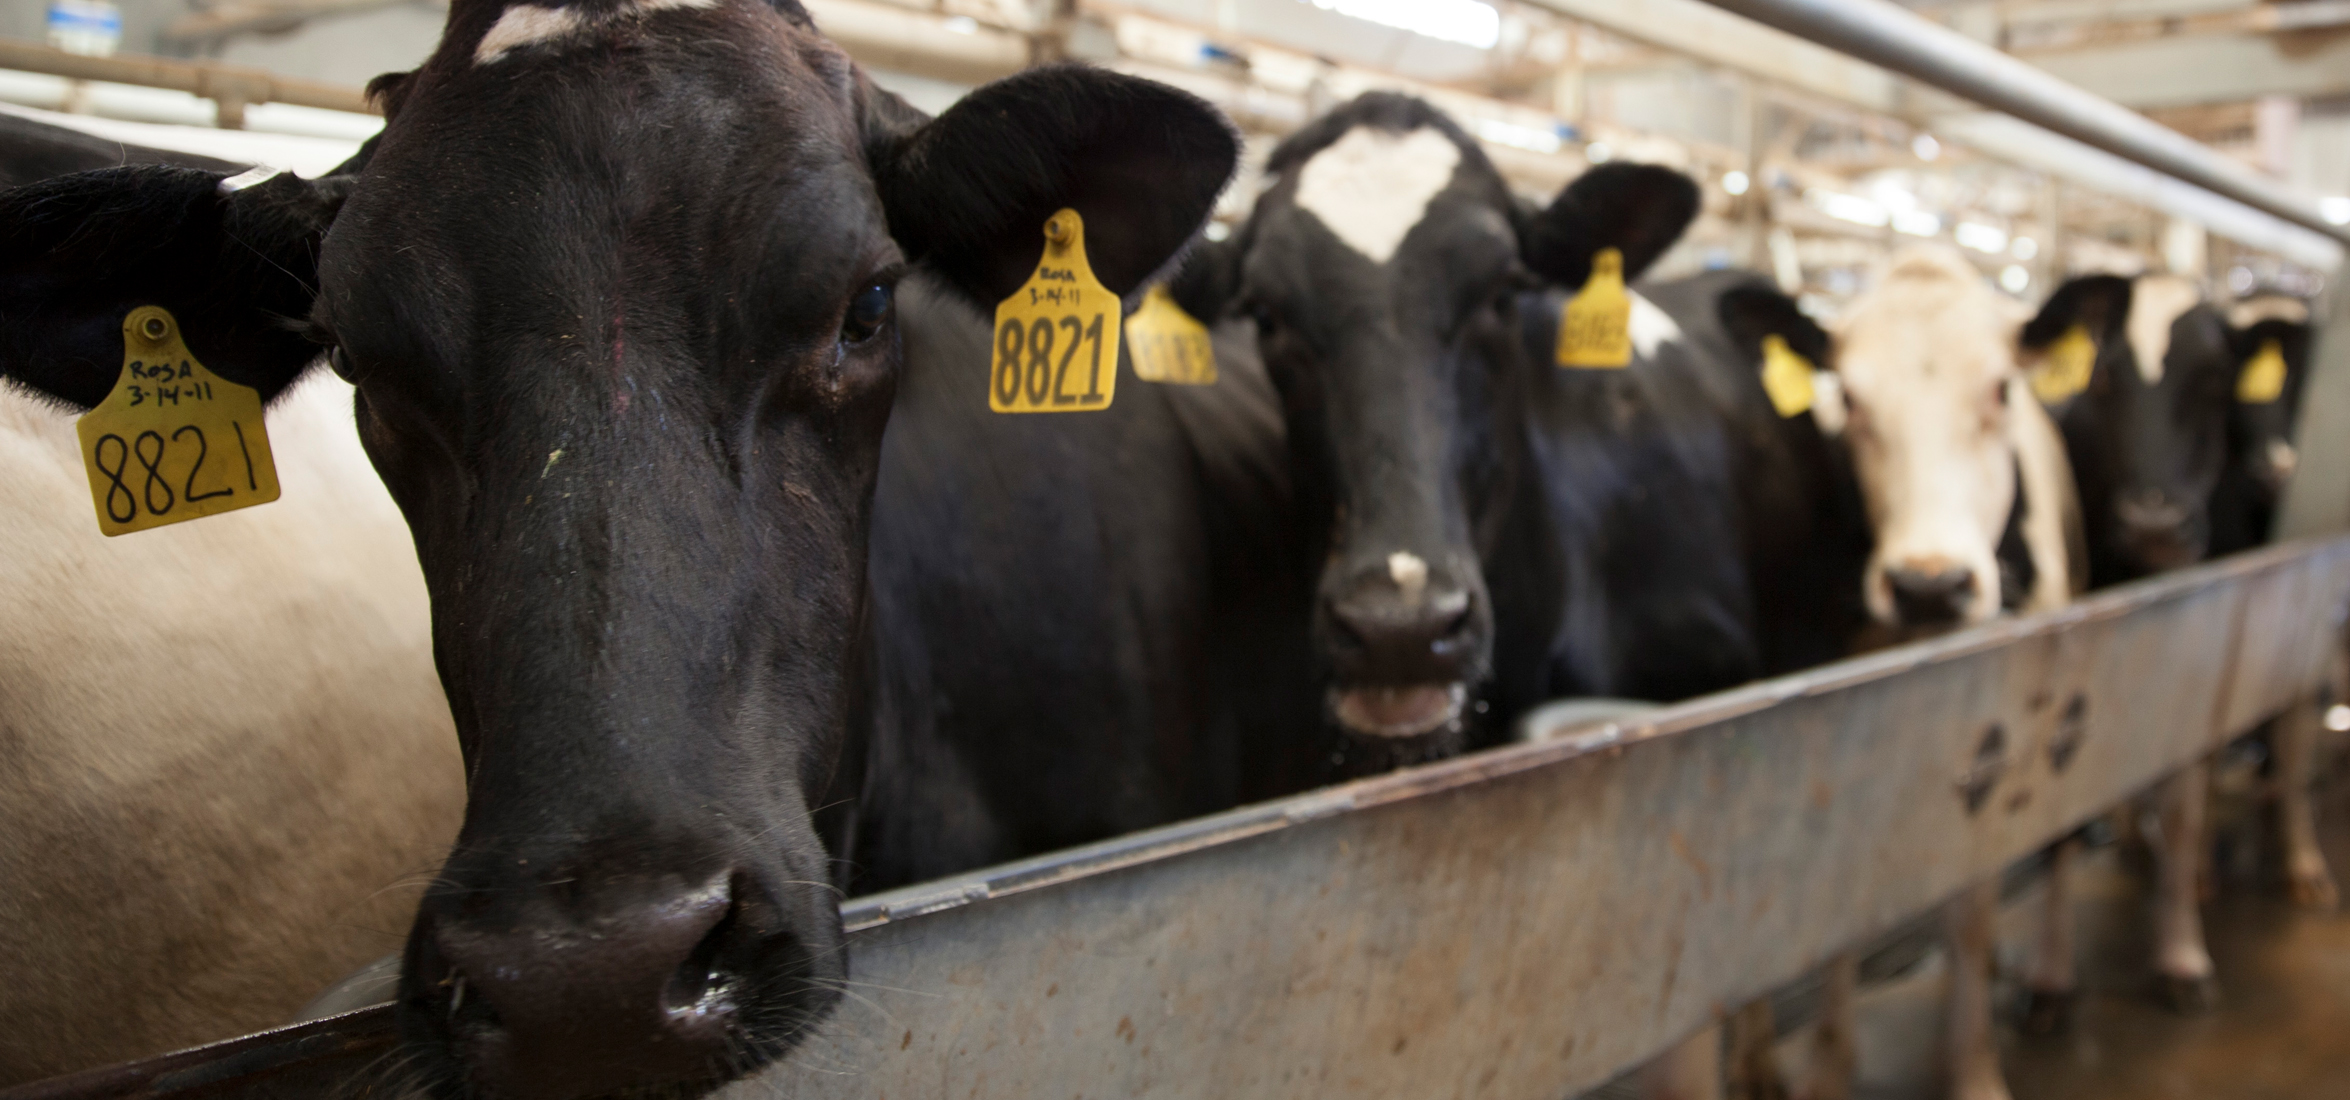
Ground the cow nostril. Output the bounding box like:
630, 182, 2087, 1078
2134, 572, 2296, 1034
664, 895, 740, 1018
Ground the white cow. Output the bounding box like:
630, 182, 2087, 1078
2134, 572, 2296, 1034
0, 373, 462, 1082
1719, 245, 2084, 1100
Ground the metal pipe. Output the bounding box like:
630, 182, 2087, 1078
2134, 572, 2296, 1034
1691, 0, 2350, 245
0, 39, 374, 119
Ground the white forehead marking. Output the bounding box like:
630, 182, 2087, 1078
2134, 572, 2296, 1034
1293, 127, 1461, 264
477, 0, 721, 64
2228, 295, 2309, 327
2125, 275, 2201, 385
1628, 292, 1680, 359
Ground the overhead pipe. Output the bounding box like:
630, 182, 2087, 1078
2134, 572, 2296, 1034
1689, 0, 2350, 244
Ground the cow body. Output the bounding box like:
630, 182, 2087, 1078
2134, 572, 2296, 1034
856, 277, 1319, 888
0, 376, 464, 1083
1734, 246, 2084, 1100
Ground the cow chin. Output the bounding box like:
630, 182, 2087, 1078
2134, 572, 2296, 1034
1331, 682, 1468, 740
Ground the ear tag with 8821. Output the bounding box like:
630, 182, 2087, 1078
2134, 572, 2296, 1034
76, 306, 280, 537
1759, 334, 1816, 418
1554, 247, 1632, 369
1126, 284, 1217, 386
2030, 324, 2095, 404
990, 208, 1119, 413
2238, 339, 2286, 404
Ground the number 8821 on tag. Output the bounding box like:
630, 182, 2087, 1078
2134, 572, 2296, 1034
989, 208, 1120, 414
75, 306, 280, 537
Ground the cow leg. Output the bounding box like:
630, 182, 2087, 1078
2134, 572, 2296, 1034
1725, 1000, 1786, 1100
1803, 954, 1858, 1100
2152, 763, 2218, 1012
2020, 836, 2080, 1034
1641, 1023, 1722, 1100
1945, 880, 2012, 1100
2275, 699, 2339, 910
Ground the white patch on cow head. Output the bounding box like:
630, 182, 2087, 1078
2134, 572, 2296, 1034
1293, 127, 1462, 264
2228, 295, 2310, 328
1628, 292, 1680, 359
476, 0, 722, 64
2125, 275, 2201, 385
1829, 246, 2026, 626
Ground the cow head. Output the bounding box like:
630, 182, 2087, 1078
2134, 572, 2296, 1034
1732, 247, 2043, 626
2224, 294, 2315, 500
2024, 274, 2234, 577
0, 2, 1233, 1094
1183, 92, 1693, 758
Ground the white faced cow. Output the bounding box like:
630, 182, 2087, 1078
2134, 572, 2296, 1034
1734, 244, 2084, 1100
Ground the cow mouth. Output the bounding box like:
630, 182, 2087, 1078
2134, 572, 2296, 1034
1331, 682, 1468, 739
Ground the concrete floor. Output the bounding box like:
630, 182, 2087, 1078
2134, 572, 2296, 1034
1749, 772, 2350, 1100
2002, 801, 2350, 1100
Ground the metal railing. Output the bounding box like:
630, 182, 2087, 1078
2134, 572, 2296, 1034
7, 536, 2346, 1100
0, 39, 373, 128
1695, 0, 2349, 245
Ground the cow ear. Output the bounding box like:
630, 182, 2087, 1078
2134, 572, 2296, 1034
870, 64, 1239, 308
1520, 162, 1698, 288
1718, 282, 1829, 368
2021, 274, 2131, 350
0, 165, 345, 409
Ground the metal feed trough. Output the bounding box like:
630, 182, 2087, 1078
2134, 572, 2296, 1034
8, 535, 2350, 1100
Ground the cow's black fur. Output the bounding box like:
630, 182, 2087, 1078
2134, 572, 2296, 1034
0, 1, 1243, 1093
2210, 305, 2315, 555
1195, 93, 1779, 767
0, 112, 242, 187
2024, 275, 2236, 584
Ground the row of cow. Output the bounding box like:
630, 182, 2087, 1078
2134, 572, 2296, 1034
0, 3, 2325, 1098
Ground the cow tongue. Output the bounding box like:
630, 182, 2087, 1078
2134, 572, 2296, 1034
1333, 683, 1466, 739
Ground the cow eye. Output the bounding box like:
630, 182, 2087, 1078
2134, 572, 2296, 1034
842, 283, 893, 344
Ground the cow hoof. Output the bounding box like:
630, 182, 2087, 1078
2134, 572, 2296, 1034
2018, 988, 2075, 1036
2155, 973, 2219, 1014
2288, 868, 2339, 911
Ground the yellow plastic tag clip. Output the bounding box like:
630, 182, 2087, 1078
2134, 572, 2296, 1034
990, 208, 1120, 413
2029, 324, 2095, 404
2238, 339, 2286, 404
1555, 247, 1633, 369
75, 306, 280, 537
1126, 285, 1217, 386
1759, 334, 1816, 418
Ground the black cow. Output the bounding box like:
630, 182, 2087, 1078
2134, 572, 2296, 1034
2210, 294, 2316, 555
0, 1, 1235, 1094
0, 111, 244, 185
2024, 273, 2239, 583
854, 279, 1321, 888
1183, 92, 1798, 779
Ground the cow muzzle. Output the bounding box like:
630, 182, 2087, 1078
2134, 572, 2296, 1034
1319, 550, 1487, 741
403, 858, 840, 1100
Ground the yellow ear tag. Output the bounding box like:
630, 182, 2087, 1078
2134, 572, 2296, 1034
1125, 284, 1218, 386
990, 208, 1119, 413
1555, 247, 1633, 369
2238, 339, 2286, 404
2030, 324, 2095, 404
1759, 334, 1816, 418
75, 306, 280, 537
